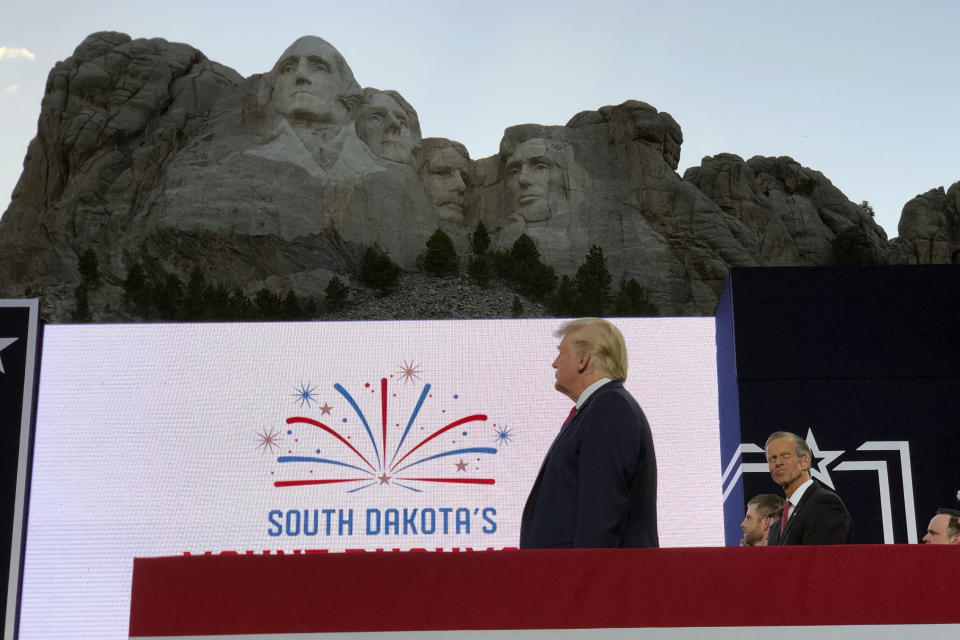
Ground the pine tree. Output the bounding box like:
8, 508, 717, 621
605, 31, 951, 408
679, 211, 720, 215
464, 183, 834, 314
72, 284, 91, 322
183, 268, 208, 320
206, 283, 232, 320
611, 278, 659, 317
229, 288, 252, 319
281, 290, 303, 319
471, 220, 490, 255
421, 229, 458, 276
123, 263, 151, 317
304, 296, 319, 318
253, 288, 281, 319
153, 273, 184, 320
467, 253, 492, 286
510, 296, 524, 318
503, 234, 557, 299
78, 249, 100, 287
551, 275, 578, 317
359, 246, 400, 293
573, 245, 612, 316
325, 276, 349, 310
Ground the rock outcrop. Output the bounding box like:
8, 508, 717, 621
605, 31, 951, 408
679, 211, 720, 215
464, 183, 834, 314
0, 31, 957, 322
0, 32, 242, 298
888, 184, 960, 265
683, 154, 889, 265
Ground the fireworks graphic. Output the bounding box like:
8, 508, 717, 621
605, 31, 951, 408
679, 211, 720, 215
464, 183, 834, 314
256, 427, 283, 453
396, 359, 423, 385
291, 382, 320, 408
493, 424, 514, 446
269, 372, 500, 493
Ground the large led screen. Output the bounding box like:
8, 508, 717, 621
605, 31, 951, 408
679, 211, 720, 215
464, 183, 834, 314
18, 318, 722, 638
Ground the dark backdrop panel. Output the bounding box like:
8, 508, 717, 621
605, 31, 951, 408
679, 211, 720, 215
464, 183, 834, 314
718, 266, 960, 545
730, 266, 960, 380
738, 378, 960, 544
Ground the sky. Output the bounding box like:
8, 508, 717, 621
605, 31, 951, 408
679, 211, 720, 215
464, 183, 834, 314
1, 0, 958, 239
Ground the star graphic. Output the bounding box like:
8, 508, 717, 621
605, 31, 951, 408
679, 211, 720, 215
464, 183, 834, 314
320, 402, 332, 415
396, 359, 422, 385
455, 459, 468, 472
805, 428, 844, 489
0, 337, 17, 374
377, 472, 391, 485
493, 424, 514, 446
291, 382, 319, 408
255, 427, 282, 453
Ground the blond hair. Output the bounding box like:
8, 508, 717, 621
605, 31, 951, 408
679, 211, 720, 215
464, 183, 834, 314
555, 317, 628, 381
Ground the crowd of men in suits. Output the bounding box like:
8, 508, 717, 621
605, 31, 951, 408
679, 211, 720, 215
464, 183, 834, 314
742, 431, 960, 546
517, 317, 958, 549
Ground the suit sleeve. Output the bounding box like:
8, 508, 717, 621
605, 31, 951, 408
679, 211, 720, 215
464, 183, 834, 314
803, 492, 853, 545
572, 393, 642, 547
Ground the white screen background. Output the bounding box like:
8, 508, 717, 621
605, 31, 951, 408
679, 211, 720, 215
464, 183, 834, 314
19, 318, 721, 639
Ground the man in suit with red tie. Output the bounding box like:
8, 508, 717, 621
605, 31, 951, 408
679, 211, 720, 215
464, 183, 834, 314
765, 431, 852, 545
519, 318, 659, 549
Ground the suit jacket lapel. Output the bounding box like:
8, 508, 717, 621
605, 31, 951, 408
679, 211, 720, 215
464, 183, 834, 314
525, 381, 621, 516
780, 482, 815, 541
523, 406, 581, 520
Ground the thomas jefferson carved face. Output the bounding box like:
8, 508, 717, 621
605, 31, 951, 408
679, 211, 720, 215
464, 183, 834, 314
357, 91, 416, 164
505, 138, 567, 223
272, 37, 352, 126
422, 146, 470, 223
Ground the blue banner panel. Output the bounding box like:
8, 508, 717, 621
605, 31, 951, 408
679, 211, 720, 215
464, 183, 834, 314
715, 275, 745, 546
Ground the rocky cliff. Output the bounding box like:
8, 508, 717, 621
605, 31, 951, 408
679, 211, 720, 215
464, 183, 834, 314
1, 32, 957, 321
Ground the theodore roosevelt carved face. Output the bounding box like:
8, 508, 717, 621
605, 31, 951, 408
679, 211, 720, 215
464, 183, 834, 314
420, 140, 471, 223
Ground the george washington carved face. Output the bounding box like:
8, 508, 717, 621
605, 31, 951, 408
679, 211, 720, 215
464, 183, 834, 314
271, 36, 358, 126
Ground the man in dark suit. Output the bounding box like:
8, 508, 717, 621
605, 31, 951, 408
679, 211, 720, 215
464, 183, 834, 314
765, 431, 852, 545
519, 318, 658, 548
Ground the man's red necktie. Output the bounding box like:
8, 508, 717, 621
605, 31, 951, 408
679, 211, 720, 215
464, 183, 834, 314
779, 500, 792, 539
562, 405, 576, 428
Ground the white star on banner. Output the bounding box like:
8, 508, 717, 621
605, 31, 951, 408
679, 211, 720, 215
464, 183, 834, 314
805, 428, 844, 489
0, 337, 18, 374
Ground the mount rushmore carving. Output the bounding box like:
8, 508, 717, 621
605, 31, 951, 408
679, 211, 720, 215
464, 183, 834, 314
0, 32, 956, 320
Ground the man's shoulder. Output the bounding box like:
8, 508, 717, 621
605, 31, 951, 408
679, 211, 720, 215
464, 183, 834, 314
804, 479, 849, 508
581, 381, 647, 426
586, 381, 636, 408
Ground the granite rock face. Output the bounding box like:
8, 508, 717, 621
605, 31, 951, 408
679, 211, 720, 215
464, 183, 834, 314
0, 32, 242, 296
683, 154, 889, 266
470, 100, 760, 314
1, 32, 956, 321
888, 183, 960, 265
